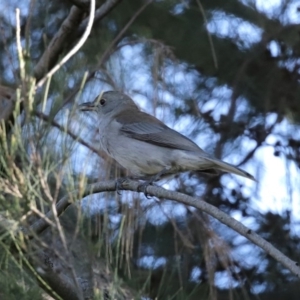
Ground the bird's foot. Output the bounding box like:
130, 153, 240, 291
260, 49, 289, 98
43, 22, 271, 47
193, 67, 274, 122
137, 169, 171, 198
115, 178, 128, 195
137, 180, 153, 199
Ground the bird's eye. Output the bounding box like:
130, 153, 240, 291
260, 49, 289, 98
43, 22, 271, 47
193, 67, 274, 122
100, 99, 106, 106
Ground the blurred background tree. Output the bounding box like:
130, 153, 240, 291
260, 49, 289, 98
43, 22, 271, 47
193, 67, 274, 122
0, 0, 300, 299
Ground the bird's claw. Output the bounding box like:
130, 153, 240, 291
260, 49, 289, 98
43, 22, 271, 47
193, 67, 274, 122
116, 178, 154, 198
137, 181, 153, 199
115, 178, 126, 195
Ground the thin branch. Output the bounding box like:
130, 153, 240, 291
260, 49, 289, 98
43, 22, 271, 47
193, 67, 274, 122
95, 0, 153, 67
34, 111, 106, 159
195, 0, 218, 69
27, 179, 300, 278
79, 0, 123, 32
36, 0, 96, 89
238, 116, 279, 167
237, 143, 260, 168
30, 206, 56, 228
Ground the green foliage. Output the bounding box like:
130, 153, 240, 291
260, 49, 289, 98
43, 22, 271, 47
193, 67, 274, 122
0, 248, 42, 300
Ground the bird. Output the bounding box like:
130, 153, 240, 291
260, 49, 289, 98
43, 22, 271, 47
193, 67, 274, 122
79, 91, 255, 190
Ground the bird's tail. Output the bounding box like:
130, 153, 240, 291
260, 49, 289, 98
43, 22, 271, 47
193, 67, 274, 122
204, 157, 256, 181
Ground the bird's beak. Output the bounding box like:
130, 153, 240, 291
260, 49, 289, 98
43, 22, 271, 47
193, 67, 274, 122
78, 102, 97, 112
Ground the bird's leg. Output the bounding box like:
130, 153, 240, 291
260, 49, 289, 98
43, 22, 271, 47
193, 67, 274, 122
137, 167, 170, 198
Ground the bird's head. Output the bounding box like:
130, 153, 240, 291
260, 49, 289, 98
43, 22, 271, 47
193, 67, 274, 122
79, 91, 138, 116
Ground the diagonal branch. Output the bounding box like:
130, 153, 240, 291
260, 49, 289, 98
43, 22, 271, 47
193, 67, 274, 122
34, 0, 123, 82
28, 179, 300, 278
36, 0, 96, 89
33, 6, 83, 81
78, 0, 122, 33
34, 111, 106, 159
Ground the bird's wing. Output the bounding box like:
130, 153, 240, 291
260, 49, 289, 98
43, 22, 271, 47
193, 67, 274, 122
115, 109, 203, 152
114, 109, 256, 181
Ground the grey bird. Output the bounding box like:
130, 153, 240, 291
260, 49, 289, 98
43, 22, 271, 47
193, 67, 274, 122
79, 91, 255, 187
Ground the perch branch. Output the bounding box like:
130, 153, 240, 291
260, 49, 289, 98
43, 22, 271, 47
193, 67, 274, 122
28, 179, 300, 278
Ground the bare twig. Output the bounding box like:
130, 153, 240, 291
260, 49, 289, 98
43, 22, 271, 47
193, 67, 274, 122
30, 206, 56, 228
195, 0, 218, 69
96, 0, 153, 68
24, 0, 36, 50
34, 111, 106, 159
27, 179, 300, 278
238, 116, 279, 166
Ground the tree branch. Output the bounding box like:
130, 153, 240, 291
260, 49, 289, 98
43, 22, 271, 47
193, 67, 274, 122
28, 179, 300, 278
36, 0, 96, 89
33, 6, 83, 81
34, 0, 123, 82
36, 266, 83, 300
34, 111, 106, 159
78, 0, 123, 33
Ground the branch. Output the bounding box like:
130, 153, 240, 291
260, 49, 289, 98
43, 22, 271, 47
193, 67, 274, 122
36, 0, 96, 89
34, 111, 106, 159
33, 6, 83, 81
28, 179, 300, 278
94, 0, 153, 67
78, 0, 123, 33
34, 0, 123, 82
36, 266, 83, 300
